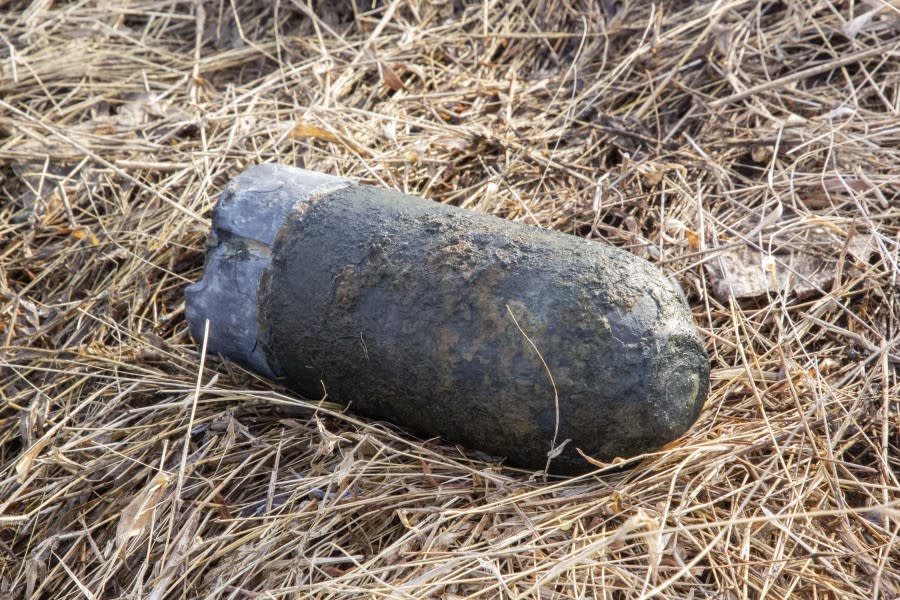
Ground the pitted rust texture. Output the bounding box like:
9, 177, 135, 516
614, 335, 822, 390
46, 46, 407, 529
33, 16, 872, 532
259, 184, 709, 473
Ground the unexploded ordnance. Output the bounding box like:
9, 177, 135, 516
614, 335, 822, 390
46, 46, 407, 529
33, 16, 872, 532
186, 164, 709, 474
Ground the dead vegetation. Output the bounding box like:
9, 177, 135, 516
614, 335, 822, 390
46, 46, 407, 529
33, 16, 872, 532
1, 0, 898, 598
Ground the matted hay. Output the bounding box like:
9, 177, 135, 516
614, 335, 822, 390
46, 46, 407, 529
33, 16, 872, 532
1, 1, 898, 598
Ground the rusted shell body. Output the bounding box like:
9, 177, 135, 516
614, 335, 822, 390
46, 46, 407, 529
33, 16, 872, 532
186, 164, 709, 474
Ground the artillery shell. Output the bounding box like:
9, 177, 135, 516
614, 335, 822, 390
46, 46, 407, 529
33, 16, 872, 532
186, 164, 709, 474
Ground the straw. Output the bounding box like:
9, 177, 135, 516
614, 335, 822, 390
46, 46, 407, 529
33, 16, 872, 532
1, 1, 898, 598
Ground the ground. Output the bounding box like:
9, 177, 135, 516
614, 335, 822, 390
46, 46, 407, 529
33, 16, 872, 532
1, 1, 898, 598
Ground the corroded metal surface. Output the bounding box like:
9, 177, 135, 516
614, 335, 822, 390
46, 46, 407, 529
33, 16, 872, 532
187, 164, 709, 474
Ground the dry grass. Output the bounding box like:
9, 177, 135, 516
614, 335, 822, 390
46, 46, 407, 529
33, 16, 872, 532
1, 1, 899, 598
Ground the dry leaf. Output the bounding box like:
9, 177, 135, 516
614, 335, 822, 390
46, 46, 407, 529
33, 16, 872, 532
115, 472, 171, 552
15, 437, 50, 483
685, 230, 700, 250
704, 233, 875, 301
290, 123, 343, 144
608, 508, 660, 560
841, 0, 900, 39
396, 61, 426, 82
24, 557, 46, 600
635, 160, 685, 186
290, 123, 367, 155
147, 509, 201, 600
69, 228, 100, 246
381, 62, 406, 91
